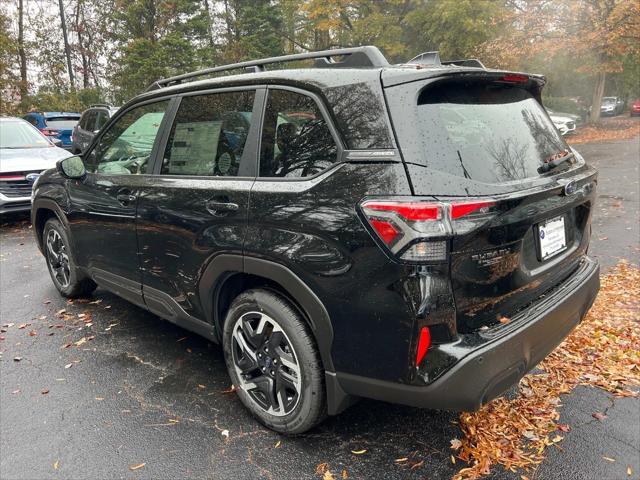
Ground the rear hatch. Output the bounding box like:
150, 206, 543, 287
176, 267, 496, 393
44, 116, 80, 147
383, 71, 597, 332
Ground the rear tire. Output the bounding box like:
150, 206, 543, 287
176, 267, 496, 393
43, 218, 97, 298
222, 289, 326, 434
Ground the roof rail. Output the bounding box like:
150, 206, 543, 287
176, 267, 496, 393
146, 46, 389, 92
407, 51, 485, 69
89, 103, 112, 109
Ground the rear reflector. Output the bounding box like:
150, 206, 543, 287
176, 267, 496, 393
401, 241, 447, 262
416, 327, 431, 366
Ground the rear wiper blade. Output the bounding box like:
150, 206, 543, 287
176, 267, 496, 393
538, 151, 574, 173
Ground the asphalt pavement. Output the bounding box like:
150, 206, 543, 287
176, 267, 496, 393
1, 136, 638, 480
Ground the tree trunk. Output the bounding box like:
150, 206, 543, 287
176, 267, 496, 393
75, 0, 90, 88
589, 71, 606, 124
17, 0, 27, 100
203, 0, 216, 51
58, 0, 75, 90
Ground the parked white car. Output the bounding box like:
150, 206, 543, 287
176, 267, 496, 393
0, 117, 71, 214
548, 112, 577, 136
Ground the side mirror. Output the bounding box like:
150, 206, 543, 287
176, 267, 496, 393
57, 155, 86, 179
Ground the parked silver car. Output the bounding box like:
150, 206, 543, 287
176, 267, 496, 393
0, 117, 71, 214
71, 104, 120, 154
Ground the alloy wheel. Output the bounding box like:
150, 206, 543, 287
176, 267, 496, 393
231, 312, 302, 416
46, 229, 70, 288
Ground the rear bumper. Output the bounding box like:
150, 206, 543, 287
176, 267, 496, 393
333, 257, 599, 412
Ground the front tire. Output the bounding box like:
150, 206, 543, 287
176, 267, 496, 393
222, 289, 326, 434
43, 218, 96, 298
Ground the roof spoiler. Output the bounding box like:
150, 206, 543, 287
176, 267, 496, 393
407, 51, 485, 69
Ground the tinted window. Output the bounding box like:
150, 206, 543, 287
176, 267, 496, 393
82, 111, 96, 130
388, 81, 570, 183
45, 116, 80, 129
259, 90, 337, 178
95, 111, 109, 131
162, 92, 254, 177
89, 101, 168, 175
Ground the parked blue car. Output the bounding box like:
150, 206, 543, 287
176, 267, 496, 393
23, 112, 81, 150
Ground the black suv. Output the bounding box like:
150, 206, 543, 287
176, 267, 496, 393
31, 46, 599, 434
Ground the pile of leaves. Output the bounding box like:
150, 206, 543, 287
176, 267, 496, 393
452, 261, 640, 479
568, 118, 640, 144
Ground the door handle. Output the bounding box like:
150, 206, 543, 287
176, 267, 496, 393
116, 193, 137, 205
205, 200, 239, 216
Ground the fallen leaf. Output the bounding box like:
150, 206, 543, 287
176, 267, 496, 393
592, 412, 608, 421
274, 440, 281, 448
177, 336, 188, 342
53, 460, 59, 470
28, 330, 37, 337
41, 388, 49, 395
95, 397, 104, 401
222, 385, 236, 394
451, 455, 456, 464
11, 389, 20, 394
394, 457, 408, 463
498, 315, 511, 324
351, 449, 366, 455
341, 469, 348, 479
13, 357, 22, 362
450, 438, 463, 450
602, 456, 616, 462
557, 423, 571, 432
129, 463, 146, 471
221, 429, 229, 438
323, 471, 335, 480
628, 465, 633, 476
197, 384, 206, 389
316, 463, 328, 475
64, 363, 73, 369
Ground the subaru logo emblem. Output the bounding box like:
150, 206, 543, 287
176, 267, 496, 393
25, 173, 41, 183
561, 180, 578, 196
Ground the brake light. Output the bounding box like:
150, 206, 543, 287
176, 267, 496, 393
360, 199, 498, 263
501, 74, 528, 83
0, 175, 25, 181
451, 201, 496, 219
416, 327, 431, 366
41, 128, 59, 136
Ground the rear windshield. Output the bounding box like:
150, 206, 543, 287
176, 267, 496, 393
388, 81, 570, 183
45, 117, 80, 129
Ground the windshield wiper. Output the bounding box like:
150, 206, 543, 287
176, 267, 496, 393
538, 151, 574, 173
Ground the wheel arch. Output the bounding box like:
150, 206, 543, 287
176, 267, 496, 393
32, 199, 68, 253
200, 255, 335, 373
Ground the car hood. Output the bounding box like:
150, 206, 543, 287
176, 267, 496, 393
0, 146, 71, 173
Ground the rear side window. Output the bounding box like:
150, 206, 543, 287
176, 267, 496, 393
95, 111, 109, 130
82, 111, 97, 130
259, 90, 337, 178
162, 91, 255, 177
45, 116, 80, 129
387, 81, 569, 183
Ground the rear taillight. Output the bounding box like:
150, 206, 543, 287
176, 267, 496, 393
360, 198, 497, 263
41, 128, 60, 136
500, 74, 529, 83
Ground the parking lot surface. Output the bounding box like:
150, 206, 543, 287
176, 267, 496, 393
1, 137, 638, 479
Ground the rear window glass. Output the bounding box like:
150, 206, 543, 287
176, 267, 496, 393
45, 117, 80, 129
388, 81, 570, 183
